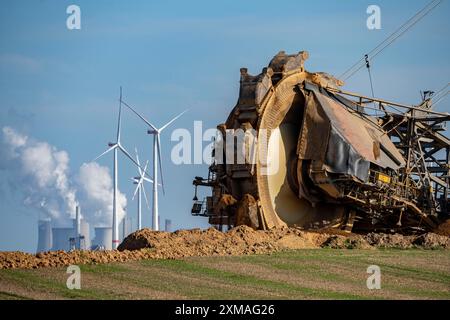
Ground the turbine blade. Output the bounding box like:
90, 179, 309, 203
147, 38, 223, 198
157, 135, 165, 195
118, 144, 150, 176
141, 160, 154, 186
135, 147, 142, 175
120, 99, 158, 131
142, 160, 149, 176
135, 147, 141, 166
159, 109, 189, 132
141, 183, 150, 209
143, 177, 154, 183
92, 144, 117, 162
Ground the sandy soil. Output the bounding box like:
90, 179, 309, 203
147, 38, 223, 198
1, 226, 449, 270
1, 249, 448, 300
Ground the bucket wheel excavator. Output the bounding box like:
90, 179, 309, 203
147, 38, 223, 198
192, 51, 450, 234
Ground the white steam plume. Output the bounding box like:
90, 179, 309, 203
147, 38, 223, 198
76, 162, 126, 227
1, 126, 126, 227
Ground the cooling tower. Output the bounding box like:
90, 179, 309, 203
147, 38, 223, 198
165, 219, 172, 232
94, 227, 112, 250
37, 220, 52, 253
51, 227, 75, 251
80, 219, 91, 250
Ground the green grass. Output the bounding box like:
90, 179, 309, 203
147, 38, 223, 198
0, 291, 28, 300
0, 269, 121, 299
140, 259, 362, 299
81, 263, 128, 274
0, 249, 449, 300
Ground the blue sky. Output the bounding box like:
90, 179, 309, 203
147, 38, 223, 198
0, 0, 449, 252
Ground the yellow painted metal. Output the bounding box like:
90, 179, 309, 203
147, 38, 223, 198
376, 172, 391, 184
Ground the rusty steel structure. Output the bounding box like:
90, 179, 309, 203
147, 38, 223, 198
192, 51, 450, 233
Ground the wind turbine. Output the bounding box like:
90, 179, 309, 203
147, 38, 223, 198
120, 99, 187, 231
131, 148, 152, 231
93, 87, 149, 249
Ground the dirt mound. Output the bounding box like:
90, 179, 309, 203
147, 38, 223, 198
365, 233, 415, 249
0, 249, 150, 270
364, 232, 450, 249
321, 235, 373, 249
118, 226, 347, 253
119, 226, 449, 252
118, 226, 326, 255
1, 227, 449, 270
434, 219, 450, 237
413, 233, 450, 249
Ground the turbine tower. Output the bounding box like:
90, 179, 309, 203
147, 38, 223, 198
121, 99, 187, 231
93, 87, 148, 249
132, 148, 152, 230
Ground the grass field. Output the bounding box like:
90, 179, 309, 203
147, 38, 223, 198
0, 249, 449, 300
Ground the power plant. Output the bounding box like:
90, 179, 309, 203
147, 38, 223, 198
37, 206, 113, 253
35, 87, 183, 253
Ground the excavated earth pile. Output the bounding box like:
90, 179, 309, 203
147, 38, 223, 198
434, 219, 450, 237
1, 226, 449, 270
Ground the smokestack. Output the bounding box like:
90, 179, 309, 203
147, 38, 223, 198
75, 205, 81, 236
71, 206, 85, 249
165, 219, 172, 232
71, 218, 91, 250
37, 220, 52, 253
